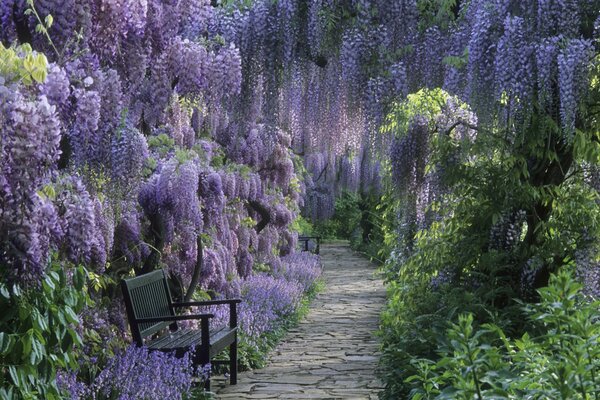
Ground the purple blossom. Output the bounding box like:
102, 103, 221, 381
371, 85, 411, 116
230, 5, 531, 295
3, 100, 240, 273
111, 124, 149, 191
494, 16, 533, 105
558, 39, 594, 138
90, 345, 196, 399
0, 92, 62, 286
390, 116, 429, 190
113, 212, 148, 268
536, 36, 561, 108
69, 88, 102, 166
39, 64, 70, 114
55, 176, 107, 267
275, 252, 322, 292
234, 274, 303, 337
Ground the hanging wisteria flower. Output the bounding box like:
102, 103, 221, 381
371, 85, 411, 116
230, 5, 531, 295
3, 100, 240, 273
558, 38, 594, 138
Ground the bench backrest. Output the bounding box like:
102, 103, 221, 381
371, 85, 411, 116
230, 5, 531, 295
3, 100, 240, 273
121, 270, 175, 345
298, 235, 321, 254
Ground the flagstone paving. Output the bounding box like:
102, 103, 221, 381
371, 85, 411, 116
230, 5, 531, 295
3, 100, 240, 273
215, 241, 386, 399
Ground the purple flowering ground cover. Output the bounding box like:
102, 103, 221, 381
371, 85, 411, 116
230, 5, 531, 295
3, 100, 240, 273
210, 252, 324, 371
57, 346, 198, 400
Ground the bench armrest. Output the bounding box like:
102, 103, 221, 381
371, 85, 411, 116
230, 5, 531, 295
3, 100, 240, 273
135, 314, 214, 324
173, 299, 240, 329
172, 299, 242, 307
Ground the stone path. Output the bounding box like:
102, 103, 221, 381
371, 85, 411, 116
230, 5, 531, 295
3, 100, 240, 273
216, 241, 386, 399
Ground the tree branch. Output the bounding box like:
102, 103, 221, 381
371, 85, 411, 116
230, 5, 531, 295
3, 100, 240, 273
184, 235, 204, 302
247, 200, 271, 233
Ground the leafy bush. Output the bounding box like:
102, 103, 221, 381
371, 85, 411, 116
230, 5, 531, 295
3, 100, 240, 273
312, 191, 360, 239
378, 83, 600, 398
289, 215, 315, 236
311, 191, 386, 262
0, 263, 89, 400
406, 270, 600, 400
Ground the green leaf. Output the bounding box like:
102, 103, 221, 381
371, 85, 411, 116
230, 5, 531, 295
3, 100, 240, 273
29, 337, 45, 365
21, 331, 33, 362
63, 306, 79, 324
8, 366, 22, 388
31, 68, 46, 83
0, 332, 14, 354
73, 267, 87, 291
42, 280, 55, 299
0, 284, 9, 299
44, 14, 53, 28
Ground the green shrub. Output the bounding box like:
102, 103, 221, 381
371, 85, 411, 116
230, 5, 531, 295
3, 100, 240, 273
0, 262, 90, 400
405, 270, 600, 400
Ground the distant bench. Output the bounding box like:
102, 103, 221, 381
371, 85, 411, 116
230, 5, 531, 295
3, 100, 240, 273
298, 235, 321, 255
121, 269, 240, 391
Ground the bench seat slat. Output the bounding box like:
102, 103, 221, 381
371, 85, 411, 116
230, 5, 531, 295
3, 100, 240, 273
147, 326, 235, 353
209, 328, 237, 358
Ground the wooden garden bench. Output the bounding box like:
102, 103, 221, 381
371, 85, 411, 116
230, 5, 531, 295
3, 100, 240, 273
298, 235, 321, 254
121, 269, 241, 390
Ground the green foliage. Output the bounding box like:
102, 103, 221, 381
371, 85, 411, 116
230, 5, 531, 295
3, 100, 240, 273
252, 262, 271, 274
416, 0, 460, 31
405, 270, 600, 400
147, 134, 176, 157
332, 191, 362, 238
0, 43, 48, 85
289, 215, 314, 235
381, 88, 449, 138
312, 191, 362, 240
24, 0, 60, 57
379, 276, 493, 399
378, 78, 600, 397
312, 218, 341, 240
0, 262, 90, 400
312, 191, 384, 248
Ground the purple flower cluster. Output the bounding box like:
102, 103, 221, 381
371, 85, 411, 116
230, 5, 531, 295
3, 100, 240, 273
558, 39, 594, 138
494, 16, 533, 105
1, 88, 61, 285
56, 176, 107, 267
574, 247, 600, 299
340, 29, 365, 88
536, 36, 561, 108
275, 252, 322, 292
208, 251, 322, 339
390, 116, 430, 191
237, 274, 303, 337
59, 345, 198, 400
93, 346, 194, 399
69, 89, 102, 167
56, 370, 88, 400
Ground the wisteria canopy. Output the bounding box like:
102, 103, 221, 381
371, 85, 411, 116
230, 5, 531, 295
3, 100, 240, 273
1, 0, 600, 399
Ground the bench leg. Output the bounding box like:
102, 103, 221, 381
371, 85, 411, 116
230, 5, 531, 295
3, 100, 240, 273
230, 335, 238, 385
199, 353, 211, 391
